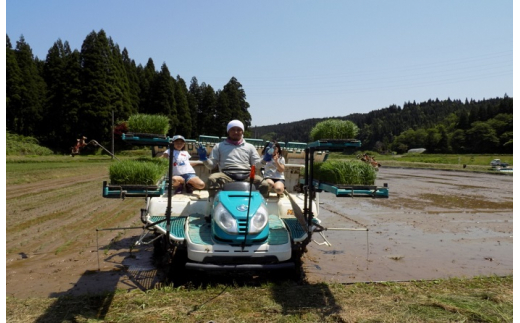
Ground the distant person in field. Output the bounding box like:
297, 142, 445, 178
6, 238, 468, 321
261, 141, 286, 196
162, 135, 205, 194
359, 153, 381, 169
71, 136, 88, 156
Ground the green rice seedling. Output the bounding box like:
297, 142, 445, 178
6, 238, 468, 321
359, 163, 378, 184
135, 156, 169, 166
109, 159, 168, 185
313, 160, 376, 185
310, 119, 359, 140
127, 114, 170, 135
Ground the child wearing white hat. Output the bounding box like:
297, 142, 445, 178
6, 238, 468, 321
162, 135, 205, 193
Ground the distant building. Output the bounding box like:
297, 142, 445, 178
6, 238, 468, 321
408, 148, 426, 153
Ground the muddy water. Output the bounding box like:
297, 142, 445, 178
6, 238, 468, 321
302, 167, 513, 283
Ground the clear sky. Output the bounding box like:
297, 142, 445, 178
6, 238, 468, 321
5, 0, 513, 127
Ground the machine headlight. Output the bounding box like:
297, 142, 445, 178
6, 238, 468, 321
214, 204, 238, 233
249, 204, 269, 234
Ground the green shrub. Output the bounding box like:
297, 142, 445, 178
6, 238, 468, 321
313, 160, 377, 185
6, 132, 54, 156
109, 158, 168, 185
127, 114, 170, 135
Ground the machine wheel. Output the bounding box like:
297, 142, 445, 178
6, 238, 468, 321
290, 246, 305, 283
152, 234, 171, 267
165, 246, 189, 286
277, 244, 305, 283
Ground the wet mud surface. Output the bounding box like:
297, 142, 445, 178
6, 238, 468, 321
5, 167, 513, 298
303, 168, 513, 283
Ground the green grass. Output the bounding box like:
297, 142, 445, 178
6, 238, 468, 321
6, 275, 512, 322
118, 148, 155, 157
387, 153, 512, 166
6, 156, 115, 185
328, 152, 513, 173
6, 132, 54, 156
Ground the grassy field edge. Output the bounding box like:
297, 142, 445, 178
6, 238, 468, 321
6, 275, 512, 322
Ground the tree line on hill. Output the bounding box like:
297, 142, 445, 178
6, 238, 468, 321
6, 30, 512, 155
252, 96, 512, 154
7, 30, 251, 153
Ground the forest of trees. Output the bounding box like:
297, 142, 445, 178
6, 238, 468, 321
6, 30, 252, 152
6, 30, 513, 155
252, 96, 513, 154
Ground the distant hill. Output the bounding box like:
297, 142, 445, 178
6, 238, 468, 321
250, 96, 512, 154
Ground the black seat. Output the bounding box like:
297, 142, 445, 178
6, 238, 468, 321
222, 169, 251, 181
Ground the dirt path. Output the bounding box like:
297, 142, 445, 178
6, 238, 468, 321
5, 166, 513, 298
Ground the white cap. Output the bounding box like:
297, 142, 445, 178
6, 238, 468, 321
172, 135, 185, 142
227, 120, 244, 132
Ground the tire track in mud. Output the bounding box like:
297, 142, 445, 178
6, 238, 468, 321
6, 160, 157, 297
7, 193, 142, 258
6, 164, 144, 259
6, 172, 107, 199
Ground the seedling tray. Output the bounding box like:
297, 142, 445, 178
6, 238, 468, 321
307, 139, 361, 150
102, 180, 166, 199
122, 133, 170, 146
300, 179, 389, 198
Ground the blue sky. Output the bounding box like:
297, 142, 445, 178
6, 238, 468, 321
5, 0, 513, 127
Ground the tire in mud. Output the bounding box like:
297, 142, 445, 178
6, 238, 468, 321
165, 246, 192, 287
274, 245, 306, 283
289, 245, 306, 282
152, 234, 169, 266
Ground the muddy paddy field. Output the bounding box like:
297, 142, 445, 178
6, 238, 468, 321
5, 162, 513, 298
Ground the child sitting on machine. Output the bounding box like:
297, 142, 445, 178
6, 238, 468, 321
162, 135, 205, 193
